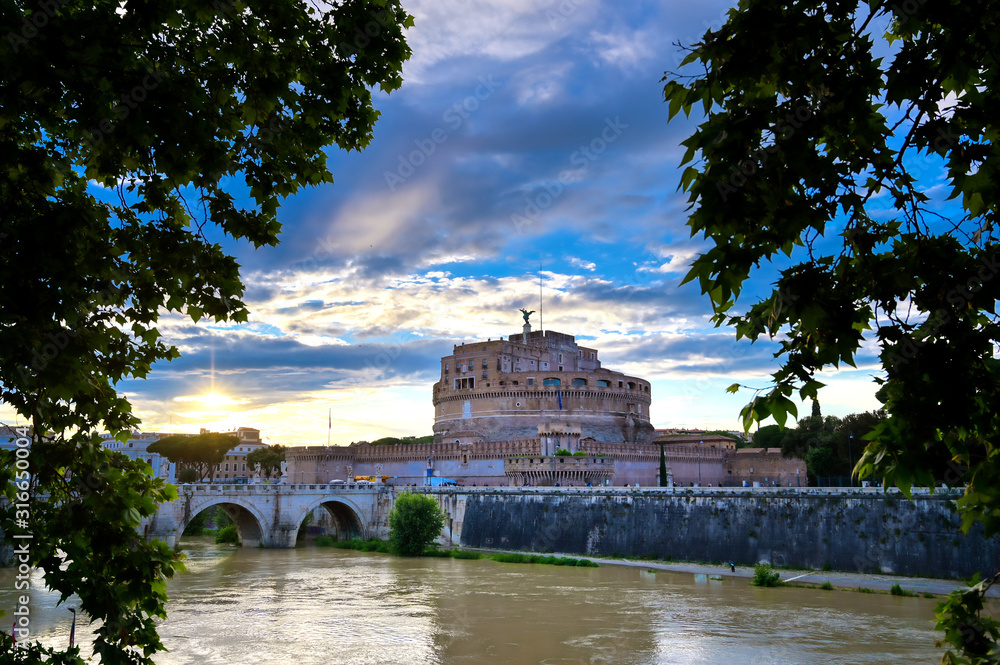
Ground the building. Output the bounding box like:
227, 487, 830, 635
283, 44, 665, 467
211, 427, 269, 481
101, 432, 177, 482
99, 426, 270, 483
433, 326, 655, 444
286, 316, 806, 487
653, 431, 739, 450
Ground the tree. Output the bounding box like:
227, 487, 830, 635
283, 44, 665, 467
0, 1, 411, 662
176, 467, 200, 484
659, 443, 668, 487
147, 433, 237, 482
753, 424, 785, 450
246, 444, 286, 480
663, 1, 1000, 659
388, 492, 446, 557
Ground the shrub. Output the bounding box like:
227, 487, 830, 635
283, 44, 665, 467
313, 535, 336, 547
487, 552, 598, 567
449, 550, 484, 560
421, 547, 452, 557
554, 448, 572, 456
214, 524, 239, 545
572, 451, 588, 456
857, 587, 875, 594
388, 492, 446, 556
329, 537, 392, 553
891, 583, 916, 597
820, 581, 834, 590
751, 563, 782, 587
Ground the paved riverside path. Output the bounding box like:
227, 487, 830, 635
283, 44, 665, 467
471, 548, 1000, 598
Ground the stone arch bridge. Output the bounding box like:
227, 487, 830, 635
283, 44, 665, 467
143, 483, 399, 548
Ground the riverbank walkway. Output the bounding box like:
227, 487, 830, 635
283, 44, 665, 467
472, 548, 1000, 598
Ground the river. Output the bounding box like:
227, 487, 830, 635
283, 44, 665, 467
3, 538, 948, 664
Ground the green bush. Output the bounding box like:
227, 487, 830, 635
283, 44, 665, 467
421, 547, 452, 557
313, 535, 336, 547
388, 492, 446, 556
890, 583, 916, 597
572, 451, 588, 456
214, 524, 240, 545
820, 581, 834, 590
554, 448, 572, 456
750, 563, 782, 587
183, 505, 233, 536
328, 537, 392, 552
449, 550, 484, 560
487, 552, 598, 567
857, 587, 875, 594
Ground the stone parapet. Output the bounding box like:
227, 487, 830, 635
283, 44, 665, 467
504, 455, 615, 486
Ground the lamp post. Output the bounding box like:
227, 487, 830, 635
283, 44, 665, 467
698, 442, 702, 486
848, 430, 854, 488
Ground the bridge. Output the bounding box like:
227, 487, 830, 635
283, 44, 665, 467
143, 483, 398, 548
142, 484, 998, 580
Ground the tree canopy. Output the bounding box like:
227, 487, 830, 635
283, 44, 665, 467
246, 444, 286, 479
663, 0, 1000, 659
0, 0, 411, 662
147, 433, 238, 482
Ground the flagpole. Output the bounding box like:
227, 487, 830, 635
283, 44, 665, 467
327, 408, 331, 446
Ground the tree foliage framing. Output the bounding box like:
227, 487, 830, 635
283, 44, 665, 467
0, 1, 411, 662
663, 1, 1000, 660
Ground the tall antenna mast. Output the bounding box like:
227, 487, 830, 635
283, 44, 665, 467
539, 260, 543, 332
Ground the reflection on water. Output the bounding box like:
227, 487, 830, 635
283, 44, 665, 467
0, 538, 946, 664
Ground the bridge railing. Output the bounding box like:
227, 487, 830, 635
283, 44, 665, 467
176, 482, 385, 492
409, 485, 964, 499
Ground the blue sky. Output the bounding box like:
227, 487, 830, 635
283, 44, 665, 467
6, 0, 888, 445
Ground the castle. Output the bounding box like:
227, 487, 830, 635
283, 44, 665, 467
285, 317, 804, 487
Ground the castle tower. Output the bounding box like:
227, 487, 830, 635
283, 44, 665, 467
432, 317, 654, 445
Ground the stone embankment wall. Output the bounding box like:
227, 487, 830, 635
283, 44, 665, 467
444, 487, 999, 579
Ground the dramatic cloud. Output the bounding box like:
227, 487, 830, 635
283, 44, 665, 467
0, 0, 886, 442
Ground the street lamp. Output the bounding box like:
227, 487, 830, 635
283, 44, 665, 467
848, 430, 854, 488
698, 442, 702, 486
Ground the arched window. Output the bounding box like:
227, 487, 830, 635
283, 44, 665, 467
627, 381, 636, 390
543, 377, 561, 386
596, 380, 610, 387
571, 378, 587, 386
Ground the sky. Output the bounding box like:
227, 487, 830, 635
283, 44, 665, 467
6, 0, 889, 446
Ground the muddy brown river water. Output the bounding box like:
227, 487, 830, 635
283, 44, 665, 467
1, 538, 950, 664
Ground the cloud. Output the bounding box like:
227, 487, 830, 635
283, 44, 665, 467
67, 0, 887, 444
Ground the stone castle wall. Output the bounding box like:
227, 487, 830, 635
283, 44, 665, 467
285, 439, 799, 488
452, 487, 999, 578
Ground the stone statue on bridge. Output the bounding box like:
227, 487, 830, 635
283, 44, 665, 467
519, 308, 535, 324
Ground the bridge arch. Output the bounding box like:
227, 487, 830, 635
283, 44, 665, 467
296, 496, 368, 542
182, 496, 270, 548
